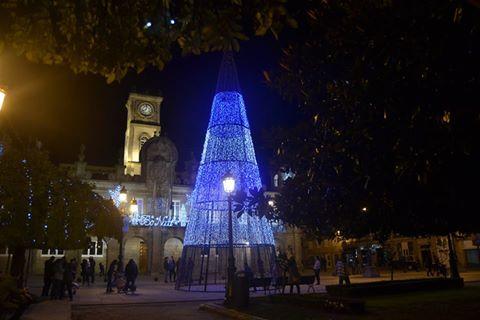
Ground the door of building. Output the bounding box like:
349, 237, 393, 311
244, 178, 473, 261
139, 241, 148, 274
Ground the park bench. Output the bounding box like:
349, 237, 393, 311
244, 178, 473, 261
277, 275, 316, 294
299, 275, 316, 293
249, 277, 272, 294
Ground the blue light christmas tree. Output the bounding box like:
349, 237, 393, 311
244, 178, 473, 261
177, 52, 276, 291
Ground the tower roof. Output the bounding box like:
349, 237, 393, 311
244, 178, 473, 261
215, 51, 241, 94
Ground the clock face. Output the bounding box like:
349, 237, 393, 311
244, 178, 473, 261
138, 103, 154, 117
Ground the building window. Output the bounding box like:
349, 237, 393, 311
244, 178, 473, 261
171, 200, 181, 219
82, 240, 105, 257
41, 249, 64, 256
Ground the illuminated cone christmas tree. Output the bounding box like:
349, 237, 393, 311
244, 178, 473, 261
177, 52, 275, 291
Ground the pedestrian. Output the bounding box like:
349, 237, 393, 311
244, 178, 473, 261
41, 256, 55, 296
187, 257, 194, 285
80, 259, 90, 286
321, 256, 327, 272
313, 256, 321, 285
169, 256, 176, 282
106, 259, 117, 293
125, 259, 138, 292
288, 257, 301, 294
336, 259, 350, 286
425, 257, 434, 277
50, 258, 65, 299
244, 262, 255, 291
99, 262, 105, 278
257, 258, 265, 279
88, 257, 96, 284
163, 257, 169, 283
63, 260, 74, 301
70, 258, 78, 281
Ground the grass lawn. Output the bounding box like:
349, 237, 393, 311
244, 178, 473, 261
243, 286, 480, 320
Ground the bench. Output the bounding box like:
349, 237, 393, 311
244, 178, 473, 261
249, 277, 272, 294
299, 275, 316, 293
278, 275, 316, 294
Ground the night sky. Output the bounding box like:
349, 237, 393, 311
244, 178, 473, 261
0, 37, 296, 182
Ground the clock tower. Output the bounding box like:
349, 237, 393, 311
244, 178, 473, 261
123, 92, 162, 176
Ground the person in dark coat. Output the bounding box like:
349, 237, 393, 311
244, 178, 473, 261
125, 259, 139, 291
169, 257, 176, 282
41, 256, 55, 296
106, 259, 117, 293
88, 257, 96, 284
99, 262, 105, 278
62, 261, 74, 301
80, 259, 90, 286
288, 257, 301, 294
163, 257, 169, 283
50, 258, 65, 299
70, 258, 78, 281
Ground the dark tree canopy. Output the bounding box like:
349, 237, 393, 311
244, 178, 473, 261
268, 0, 480, 240
0, 0, 295, 82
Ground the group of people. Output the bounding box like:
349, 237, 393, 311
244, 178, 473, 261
42, 256, 78, 301
163, 256, 179, 283
80, 257, 100, 286
425, 256, 448, 278
106, 257, 139, 293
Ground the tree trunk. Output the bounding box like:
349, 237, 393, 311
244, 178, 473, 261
447, 233, 460, 279
10, 246, 26, 288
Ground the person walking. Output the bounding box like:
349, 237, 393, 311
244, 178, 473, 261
321, 256, 327, 272
41, 256, 55, 296
288, 257, 301, 294
88, 257, 96, 284
336, 259, 350, 286
186, 257, 194, 286
50, 258, 65, 299
313, 256, 321, 285
99, 262, 105, 279
425, 256, 434, 277
63, 260, 74, 301
257, 258, 265, 279
125, 259, 138, 292
169, 256, 176, 282
163, 257, 169, 283
80, 259, 90, 286
106, 259, 117, 293
70, 258, 78, 281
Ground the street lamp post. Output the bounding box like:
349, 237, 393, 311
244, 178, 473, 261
223, 172, 236, 305
118, 186, 128, 270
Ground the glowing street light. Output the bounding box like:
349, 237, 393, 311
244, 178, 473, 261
268, 199, 275, 207
119, 185, 128, 203
0, 88, 6, 111
118, 185, 128, 270
362, 207, 368, 213
223, 171, 236, 305
130, 198, 138, 215
222, 172, 235, 194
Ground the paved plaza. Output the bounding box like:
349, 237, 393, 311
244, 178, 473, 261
22, 270, 480, 319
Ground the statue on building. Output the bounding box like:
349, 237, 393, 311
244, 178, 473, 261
140, 134, 178, 215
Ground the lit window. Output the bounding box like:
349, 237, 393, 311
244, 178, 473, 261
41, 249, 64, 256
82, 240, 106, 257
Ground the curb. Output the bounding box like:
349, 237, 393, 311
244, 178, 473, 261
199, 303, 267, 320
